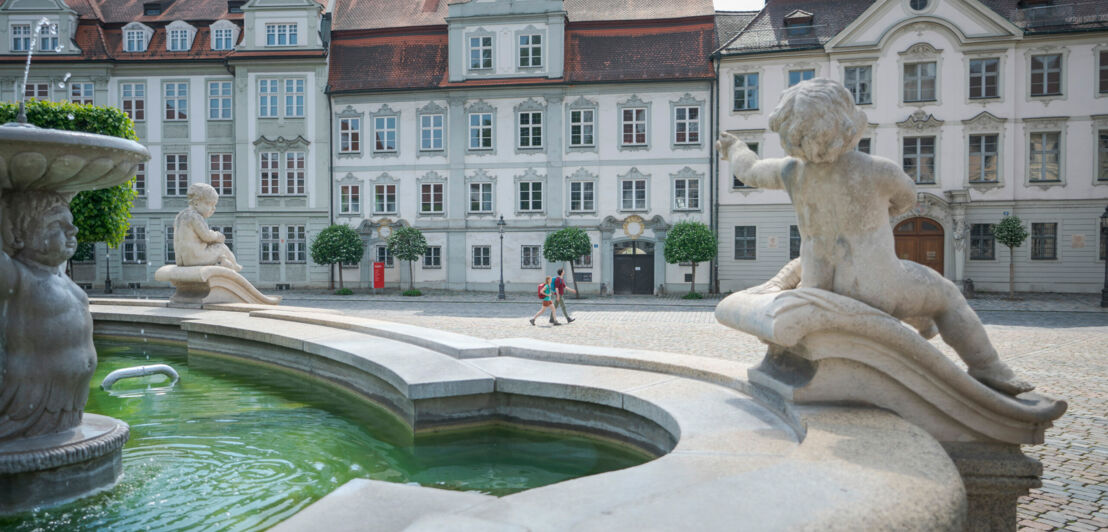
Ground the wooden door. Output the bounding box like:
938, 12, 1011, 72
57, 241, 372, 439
613, 241, 655, 295
893, 218, 944, 275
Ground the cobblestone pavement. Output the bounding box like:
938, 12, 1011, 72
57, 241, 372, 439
98, 289, 1108, 529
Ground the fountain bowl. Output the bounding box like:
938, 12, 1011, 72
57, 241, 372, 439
0, 122, 149, 193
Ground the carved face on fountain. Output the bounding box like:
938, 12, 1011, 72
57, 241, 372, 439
2, 191, 77, 268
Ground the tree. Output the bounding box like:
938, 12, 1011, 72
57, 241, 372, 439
386, 226, 427, 291
543, 227, 591, 298
663, 221, 717, 296
992, 215, 1028, 299
310, 224, 365, 290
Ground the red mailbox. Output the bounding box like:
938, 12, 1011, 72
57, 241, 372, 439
372, 262, 385, 289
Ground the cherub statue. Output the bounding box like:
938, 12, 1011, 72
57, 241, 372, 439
174, 183, 242, 271
717, 78, 1032, 395
0, 189, 95, 439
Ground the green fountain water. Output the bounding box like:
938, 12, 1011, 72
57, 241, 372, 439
1, 341, 651, 531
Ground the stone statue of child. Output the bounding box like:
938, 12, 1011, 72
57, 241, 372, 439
175, 183, 242, 272
0, 189, 95, 440
716, 78, 1033, 396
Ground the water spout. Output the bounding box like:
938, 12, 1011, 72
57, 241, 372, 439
17, 18, 54, 123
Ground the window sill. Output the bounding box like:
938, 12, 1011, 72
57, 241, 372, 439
418, 211, 446, 216
471, 265, 492, 269
673, 207, 702, 212
969, 96, 1000, 101
1030, 93, 1063, 98
339, 211, 361, 216
467, 212, 496, 216
731, 108, 760, 113
207, 118, 233, 122
372, 212, 399, 216
619, 208, 649, 213
122, 261, 147, 265
568, 210, 596, 216
422, 265, 442, 269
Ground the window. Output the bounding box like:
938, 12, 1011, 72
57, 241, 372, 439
1099, 131, 1108, 182
373, 116, 397, 152
674, 178, 699, 210
374, 184, 396, 214
39, 23, 58, 52
970, 224, 995, 260
968, 134, 998, 183
788, 69, 814, 87
259, 79, 278, 118
469, 113, 492, 150
733, 142, 759, 187
856, 138, 871, 154
518, 111, 542, 148
573, 253, 592, 269
733, 73, 758, 110
621, 179, 646, 210
165, 226, 175, 263
339, 118, 360, 153
844, 66, 872, 105
285, 152, 305, 195
519, 181, 542, 212
168, 29, 189, 51
24, 83, 47, 100
259, 152, 280, 195
70, 83, 93, 105
674, 106, 700, 145
260, 226, 280, 263
521, 245, 542, 269
121, 83, 145, 120
1100, 50, 1108, 94
165, 154, 188, 197
144, 3, 161, 15
208, 81, 232, 120
519, 34, 541, 68
569, 109, 594, 147
969, 58, 999, 99
1028, 132, 1060, 182
789, 225, 801, 260
164, 82, 188, 120
213, 28, 233, 50
72, 242, 96, 264
903, 136, 936, 184
910, 0, 929, 9
621, 108, 647, 146
1030, 54, 1061, 97
423, 246, 441, 268
469, 36, 492, 69
472, 246, 491, 268
211, 226, 233, 252
209, 153, 233, 196
340, 185, 360, 214
420, 114, 443, 151
375, 245, 394, 268
469, 182, 493, 213
421, 183, 444, 213
286, 226, 306, 263
569, 181, 594, 212
266, 24, 297, 46
123, 226, 146, 263
1030, 223, 1057, 260
285, 79, 304, 117
11, 24, 30, 52
132, 163, 146, 197
734, 226, 756, 260
903, 62, 937, 102
125, 29, 146, 52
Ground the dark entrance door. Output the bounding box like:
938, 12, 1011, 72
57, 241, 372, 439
893, 217, 945, 275
613, 240, 654, 295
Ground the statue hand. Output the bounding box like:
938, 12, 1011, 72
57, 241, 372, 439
716, 132, 739, 159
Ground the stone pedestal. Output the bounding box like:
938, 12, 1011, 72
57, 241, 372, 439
155, 265, 281, 306
943, 442, 1043, 532
0, 414, 130, 514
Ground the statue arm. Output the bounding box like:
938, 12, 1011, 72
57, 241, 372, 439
185, 213, 223, 243
877, 158, 917, 216
717, 133, 790, 190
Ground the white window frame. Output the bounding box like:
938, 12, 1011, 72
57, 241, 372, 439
374, 115, 398, 153
168, 28, 189, 51
209, 153, 233, 196
968, 57, 1000, 99
673, 105, 700, 145
844, 65, 872, 105
339, 117, 361, 154
423, 246, 442, 269
518, 33, 541, 68
469, 182, 493, 213
967, 134, 999, 184
125, 29, 146, 52
902, 136, 936, 185
521, 245, 542, 269
1030, 53, 1063, 97
123, 225, 147, 264
469, 35, 493, 70
11, 24, 30, 52
132, 162, 146, 197
620, 179, 647, 211
258, 79, 279, 118
266, 23, 298, 47
420, 181, 445, 214
340, 184, 361, 214
472, 245, 491, 269
259, 152, 280, 196
733, 72, 759, 111
621, 107, 647, 147
518, 181, 543, 212
518, 111, 543, 149
734, 226, 756, 260
70, 82, 93, 105
903, 62, 937, 103
673, 177, 700, 211
569, 108, 595, 148
374, 183, 397, 214
1030, 222, 1058, 261
285, 79, 305, 117
286, 225, 307, 263
212, 27, 234, 51
121, 82, 145, 121
285, 152, 305, 195
420, 113, 444, 151
164, 82, 188, 121
1028, 131, 1061, 183
259, 225, 281, 264
468, 112, 493, 150
787, 69, 814, 87
208, 80, 232, 120
165, 153, 189, 197
569, 180, 595, 213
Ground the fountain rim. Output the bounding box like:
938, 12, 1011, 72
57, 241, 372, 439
0, 122, 150, 159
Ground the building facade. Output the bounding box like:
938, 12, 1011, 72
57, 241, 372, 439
716, 0, 1108, 293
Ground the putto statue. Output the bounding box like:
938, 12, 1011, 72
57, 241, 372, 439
716, 78, 1031, 396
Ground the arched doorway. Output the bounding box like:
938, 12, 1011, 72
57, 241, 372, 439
894, 217, 944, 275
613, 240, 654, 295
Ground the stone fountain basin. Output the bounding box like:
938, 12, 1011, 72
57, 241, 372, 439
89, 300, 966, 531
0, 124, 149, 193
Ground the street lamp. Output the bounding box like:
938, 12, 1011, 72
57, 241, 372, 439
1100, 205, 1107, 308
497, 215, 506, 300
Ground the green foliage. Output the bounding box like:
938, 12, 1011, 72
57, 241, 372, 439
992, 216, 1028, 249
663, 221, 717, 265
682, 292, 704, 300
402, 289, 422, 297
543, 227, 591, 262
311, 225, 365, 266
0, 100, 138, 247
386, 226, 428, 262
334, 288, 354, 296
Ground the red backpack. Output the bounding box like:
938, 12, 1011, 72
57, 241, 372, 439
537, 282, 545, 299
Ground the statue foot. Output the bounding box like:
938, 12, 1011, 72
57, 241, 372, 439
969, 362, 1035, 395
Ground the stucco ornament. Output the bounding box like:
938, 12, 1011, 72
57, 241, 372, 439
716, 78, 1033, 396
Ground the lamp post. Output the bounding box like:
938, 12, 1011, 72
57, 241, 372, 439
1100, 206, 1108, 308
104, 245, 112, 294
497, 215, 506, 300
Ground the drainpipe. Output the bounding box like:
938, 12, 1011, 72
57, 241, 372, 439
326, 87, 335, 290
710, 53, 720, 294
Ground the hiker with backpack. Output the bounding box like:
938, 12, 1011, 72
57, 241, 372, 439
529, 276, 561, 326
552, 268, 576, 323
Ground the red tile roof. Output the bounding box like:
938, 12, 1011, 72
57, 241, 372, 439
566, 19, 716, 83
329, 30, 449, 91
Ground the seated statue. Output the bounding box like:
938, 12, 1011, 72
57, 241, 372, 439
717, 78, 1032, 396
0, 189, 95, 440
175, 183, 242, 271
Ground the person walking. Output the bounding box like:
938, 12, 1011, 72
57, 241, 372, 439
529, 276, 561, 326
552, 268, 576, 323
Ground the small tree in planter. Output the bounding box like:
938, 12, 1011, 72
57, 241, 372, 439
543, 227, 592, 298
992, 215, 1028, 299
663, 221, 717, 297
387, 226, 427, 294
310, 224, 364, 292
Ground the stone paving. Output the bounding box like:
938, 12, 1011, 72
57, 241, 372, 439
97, 288, 1108, 530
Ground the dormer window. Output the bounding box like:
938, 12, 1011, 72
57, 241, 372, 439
519, 34, 541, 68
784, 10, 814, 37
228, 0, 245, 13
469, 36, 492, 70
123, 22, 153, 53
39, 23, 59, 52
210, 20, 238, 51
144, 2, 162, 16
168, 28, 189, 51
11, 24, 31, 52
265, 23, 297, 46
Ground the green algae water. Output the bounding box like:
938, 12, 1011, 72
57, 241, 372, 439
1, 341, 651, 531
